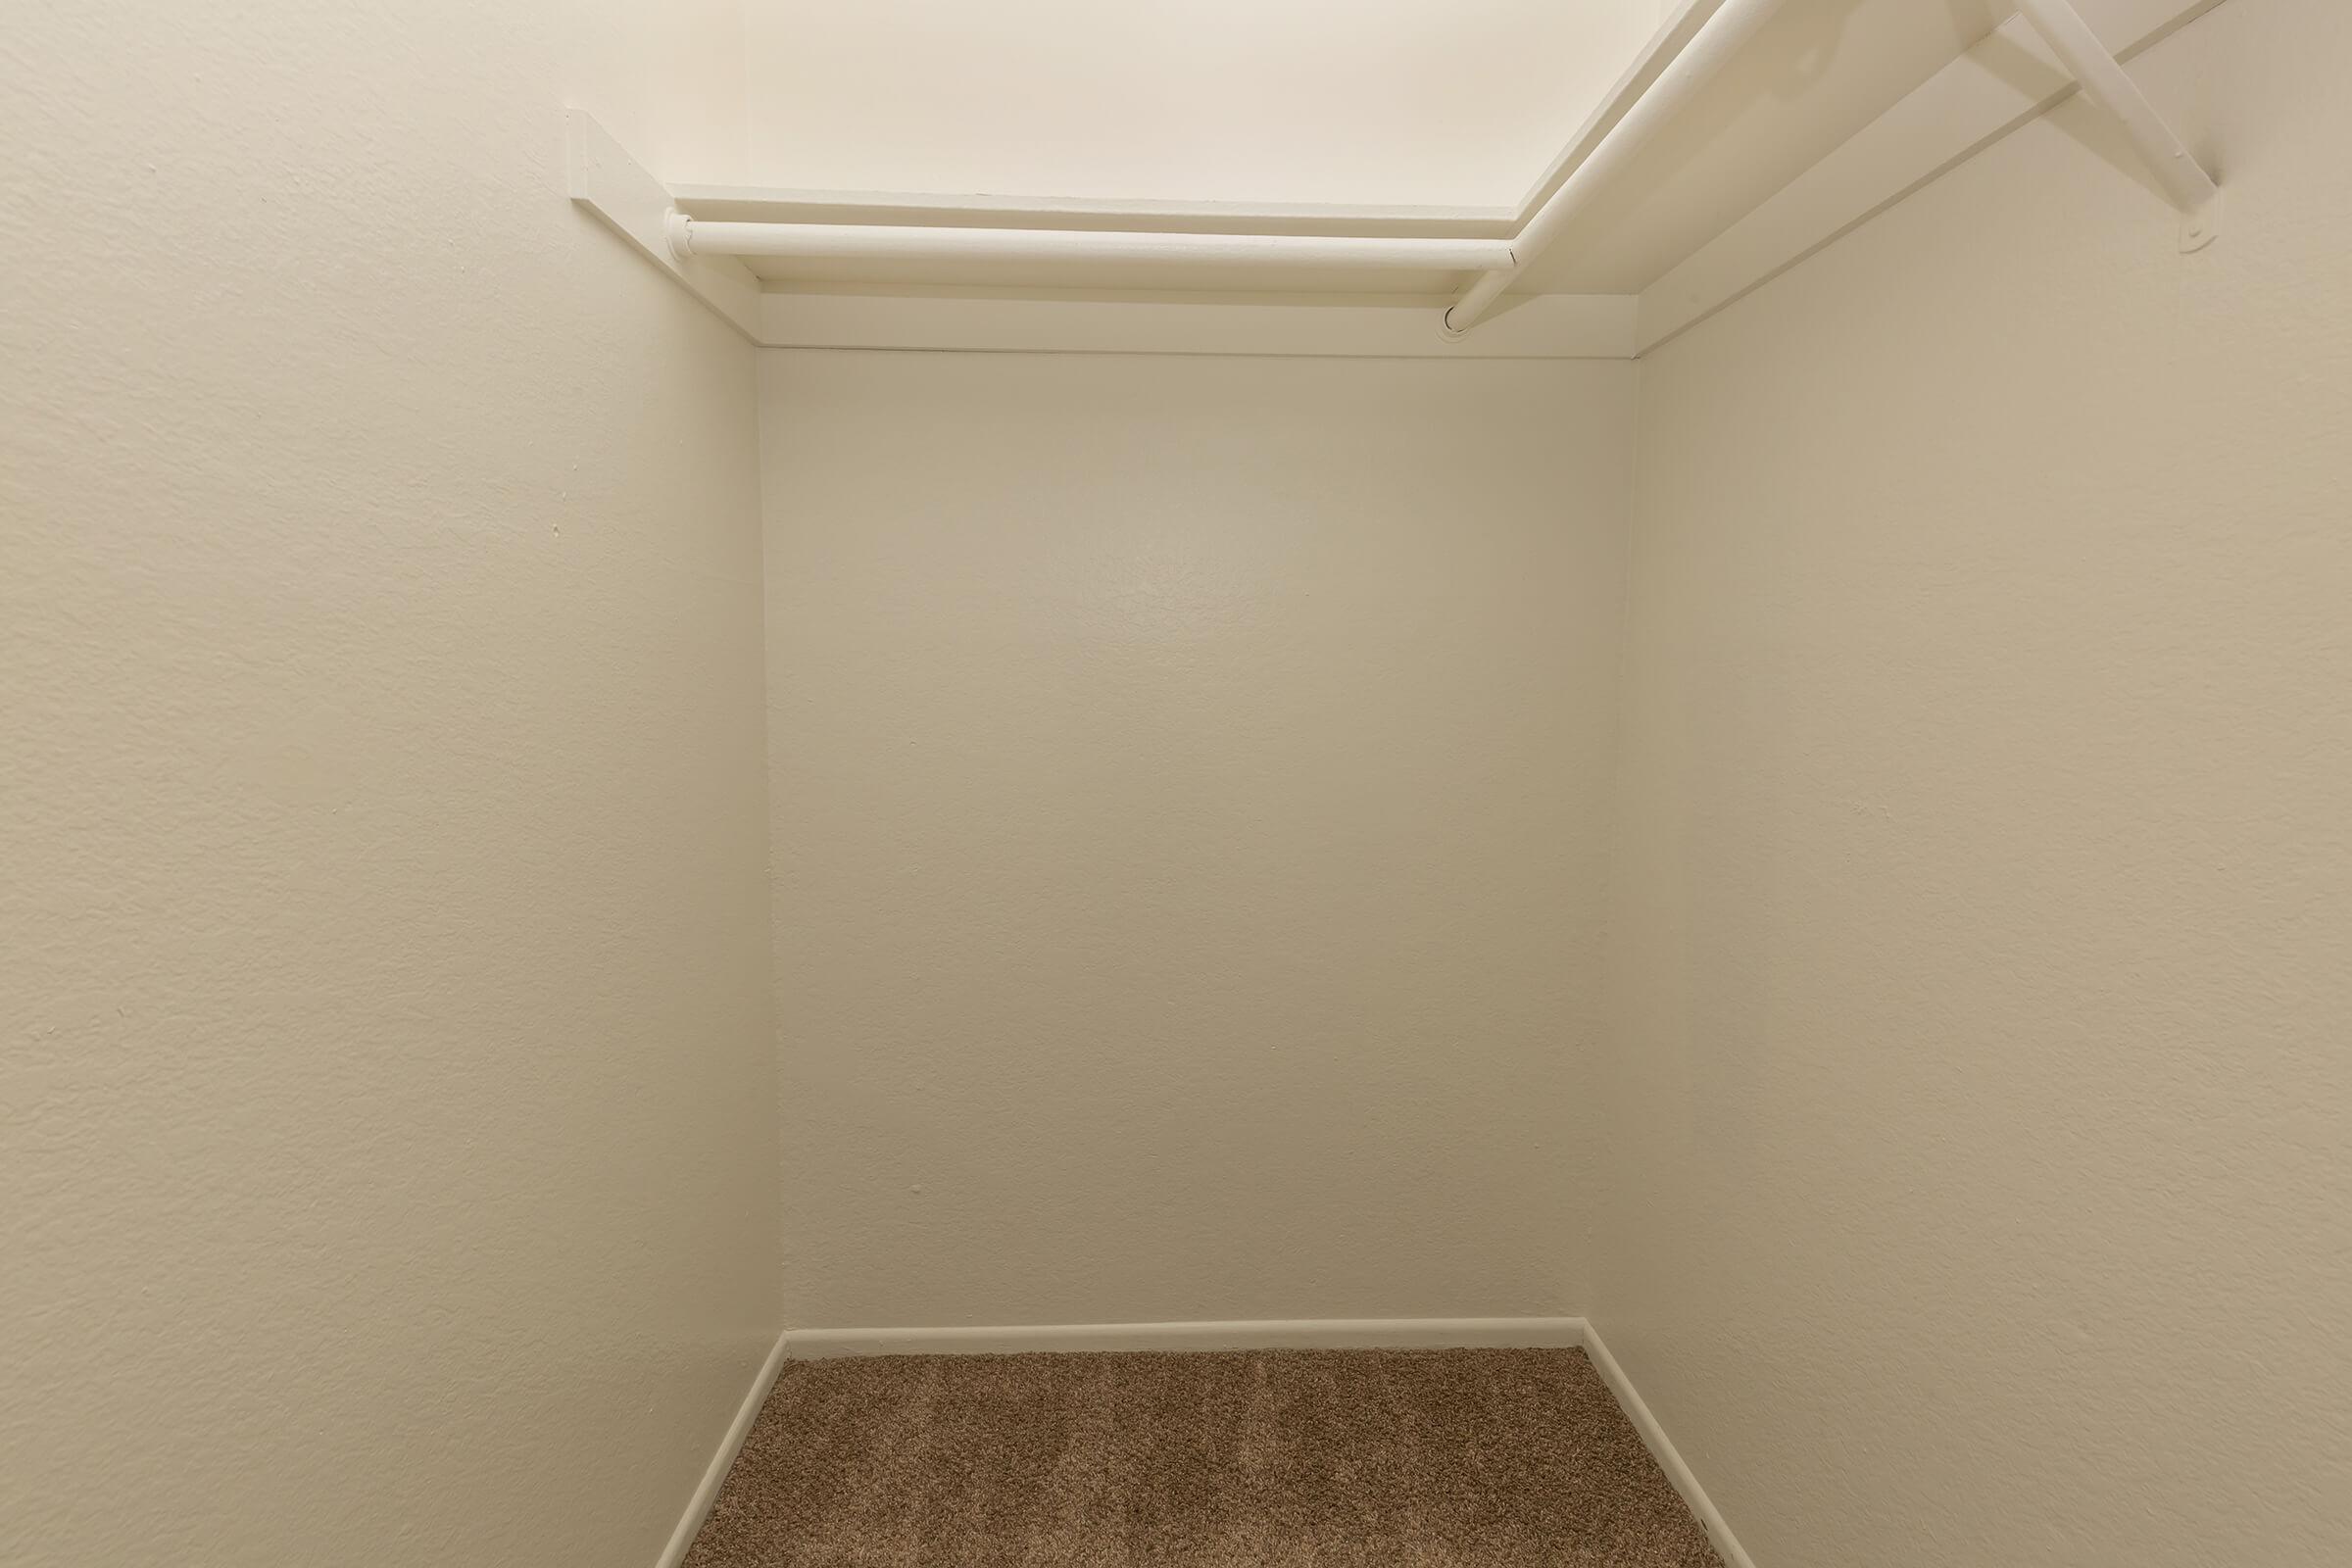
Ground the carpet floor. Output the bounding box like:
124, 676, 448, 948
681, 1346, 1723, 1567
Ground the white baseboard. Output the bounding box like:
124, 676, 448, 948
782, 1315, 1585, 1358
1579, 1321, 1758, 1568
652, 1328, 793, 1568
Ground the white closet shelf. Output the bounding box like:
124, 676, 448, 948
571, 0, 2230, 358
667, 218, 1519, 274
662, 187, 1519, 238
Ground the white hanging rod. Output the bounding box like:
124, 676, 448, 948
1443, 0, 1791, 338
2012, 0, 2221, 250
665, 215, 1518, 272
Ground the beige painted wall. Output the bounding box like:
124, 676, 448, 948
760, 350, 1632, 1328
1605, 1, 2352, 1563
1, 4, 777, 1566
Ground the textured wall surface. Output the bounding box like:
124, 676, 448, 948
1604, 1, 2352, 1563
1, 4, 777, 1566
760, 351, 1633, 1329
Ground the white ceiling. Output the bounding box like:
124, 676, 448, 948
740, 0, 1671, 210
717, 0, 2046, 297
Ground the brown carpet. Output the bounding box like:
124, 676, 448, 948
681, 1347, 1722, 1567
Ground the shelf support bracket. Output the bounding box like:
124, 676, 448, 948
2012, 0, 2221, 251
